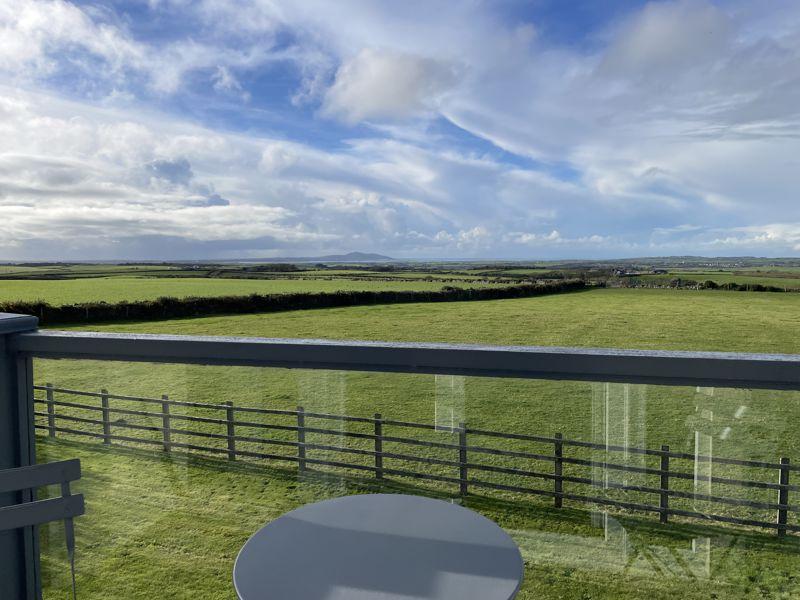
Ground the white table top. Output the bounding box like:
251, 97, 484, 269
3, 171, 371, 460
233, 494, 523, 600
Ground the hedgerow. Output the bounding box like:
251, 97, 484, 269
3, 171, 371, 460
1, 280, 587, 325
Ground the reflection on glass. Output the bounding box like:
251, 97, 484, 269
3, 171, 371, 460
434, 374, 465, 431
298, 370, 347, 490
592, 383, 647, 489
32, 362, 800, 599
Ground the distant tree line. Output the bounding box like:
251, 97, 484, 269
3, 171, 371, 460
610, 277, 796, 292
696, 280, 794, 292
1, 280, 587, 326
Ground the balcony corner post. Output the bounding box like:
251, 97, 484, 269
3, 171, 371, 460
0, 312, 40, 600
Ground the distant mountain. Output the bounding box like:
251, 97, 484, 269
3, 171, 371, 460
224, 252, 395, 263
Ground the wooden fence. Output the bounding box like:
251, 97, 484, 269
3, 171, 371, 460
33, 384, 800, 537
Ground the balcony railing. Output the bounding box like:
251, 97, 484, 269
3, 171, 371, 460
2, 312, 799, 599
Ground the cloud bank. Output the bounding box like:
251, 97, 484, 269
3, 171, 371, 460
1, 0, 799, 259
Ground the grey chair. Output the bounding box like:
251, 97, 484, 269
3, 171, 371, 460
0, 459, 85, 599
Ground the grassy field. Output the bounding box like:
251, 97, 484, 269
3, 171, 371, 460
0, 276, 504, 305
7, 261, 799, 291
0, 263, 505, 282
471, 268, 561, 277
0, 264, 181, 277
35, 288, 800, 599
49, 287, 800, 352
287, 269, 495, 280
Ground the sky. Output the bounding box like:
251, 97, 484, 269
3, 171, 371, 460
1, 0, 799, 261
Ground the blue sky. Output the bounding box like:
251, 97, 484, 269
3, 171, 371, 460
1, 0, 799, 260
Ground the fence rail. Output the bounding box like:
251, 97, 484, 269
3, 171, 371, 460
33, 384, 799, 537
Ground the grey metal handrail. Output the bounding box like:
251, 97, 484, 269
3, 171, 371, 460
11, 330, 800, 389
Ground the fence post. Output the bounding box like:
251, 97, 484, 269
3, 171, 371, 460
554, 433, 563, 508
225, 401, 236, 461
458, 422, 468, 496
46, 383, 55, 438
660, 445, 670, 524
161, 394, 171, 453
297, 406, 306, 472
777, 458, 790, 537
100, 388, 111, 445
374, 413, 383, 480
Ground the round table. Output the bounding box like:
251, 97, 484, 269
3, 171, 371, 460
233, 494, 523, 600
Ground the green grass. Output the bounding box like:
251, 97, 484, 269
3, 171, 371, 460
0, 264, 507, 282
0, 276, 502, 305
35, 289, 800, 599
0, 265, 43, 274
50, 287, 800, 352
292, 269, 493, 280
39, 438, 800, 600
472, 268, 561, 277
0, 264, 181, 278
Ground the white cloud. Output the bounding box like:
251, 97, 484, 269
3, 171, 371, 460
0, 88, 286, 253
0, 0, 145, 79
599, 0, 732, 79
212, 66, 245, 97
0, 87, 545, 258
0, 0, 278, 96
321, 48, 457, 123
505, 230, 616, 247
651, 223, 800, 253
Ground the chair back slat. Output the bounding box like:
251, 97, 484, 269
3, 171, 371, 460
0, 458, 81, 494
0, 495, 85, 531
0, 458, 85, 599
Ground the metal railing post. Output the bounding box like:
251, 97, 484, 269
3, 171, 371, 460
0, 312, 40, 600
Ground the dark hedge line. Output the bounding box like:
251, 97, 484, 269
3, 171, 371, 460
1, 280, 587, 325
612, 278, 796, 293
700, 280, 794, 292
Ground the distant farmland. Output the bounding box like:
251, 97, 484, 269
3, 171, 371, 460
36, 287, 800, 600
0, 276, 506, 305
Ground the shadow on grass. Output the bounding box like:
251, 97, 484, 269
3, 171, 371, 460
41, 435, 799, 559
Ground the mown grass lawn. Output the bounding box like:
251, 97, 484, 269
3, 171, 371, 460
39, 437, 800, 600
36, 288, 800, 599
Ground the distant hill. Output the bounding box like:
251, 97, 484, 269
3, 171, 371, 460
224, 252, 395, 263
